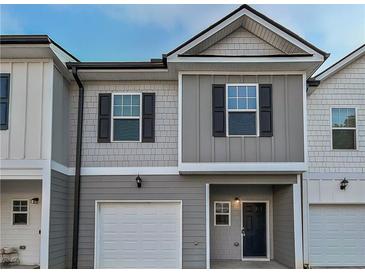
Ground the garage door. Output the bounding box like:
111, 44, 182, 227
309, 205, 365, 267
95, 201, 182, 268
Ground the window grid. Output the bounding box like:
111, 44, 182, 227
226, 84, 259, 136
214, 201, 231, 226
111, 93, 142, 142
12, 200, 28, 225
331, 107, 357, 150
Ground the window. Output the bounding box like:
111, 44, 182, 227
112, 94, 141, 141
332, 108, 356, 149
214, 201, 231, 226
12, 200, 28, 225
0, 74, 10, 130
227, 84, 258, 136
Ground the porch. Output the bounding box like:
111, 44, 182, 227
209, 183, 301, 269
211, 259, 287, 269
0, 180, 42, 268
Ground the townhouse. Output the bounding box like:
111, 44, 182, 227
304, 44, 365, 268
0, 35, 77, 268
0, 4, 363, 269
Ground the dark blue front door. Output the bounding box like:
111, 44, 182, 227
242, 203, 267, 257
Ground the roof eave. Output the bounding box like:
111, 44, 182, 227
66, 61, 167, 70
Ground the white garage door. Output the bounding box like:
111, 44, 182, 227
95, 201, 182, 269
309, 205, 365, 267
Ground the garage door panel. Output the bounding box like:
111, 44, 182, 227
309, 205, 365, 267
96, 202, 181, 269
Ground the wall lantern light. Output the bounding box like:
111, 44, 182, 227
340, 178, 349, 190
234, 197, 240, 204
136, 175, 142, 188
31, 198, 39, 204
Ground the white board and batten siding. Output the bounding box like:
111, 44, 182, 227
95, 201, 182, 269
0, 60, 54, 161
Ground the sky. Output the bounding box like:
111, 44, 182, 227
1, 4, 365, 72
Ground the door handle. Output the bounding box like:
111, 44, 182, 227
241, 228, 245, 237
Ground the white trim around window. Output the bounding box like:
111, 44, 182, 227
111, 93, 142, 142
214, 201, 231, 226
330, 107, 358, 150
226, 83, 259, 137
11, 199, 29, 225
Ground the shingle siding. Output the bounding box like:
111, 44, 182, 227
307, 54, 365, 173
68, 81, 178, 167
200, 27, 284, 56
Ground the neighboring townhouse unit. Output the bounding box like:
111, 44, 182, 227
304, 44, 365, 268
0, 4, 333, 269
0, 36, 77, 268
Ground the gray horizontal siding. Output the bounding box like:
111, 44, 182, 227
77, 174, 297, 269
77, 175, 206, 269
273, 185, 295, 268
182, 74, 304, 163
49, 170, 74, 269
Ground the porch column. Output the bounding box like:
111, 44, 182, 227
205, 183, 210, 269
293, 174, 303, 268
40, 162, 51, 268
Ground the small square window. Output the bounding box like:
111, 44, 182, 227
214, 202, 231, 226
12, 200, 28, 225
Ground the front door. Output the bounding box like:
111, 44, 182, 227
242, 202, 267, 258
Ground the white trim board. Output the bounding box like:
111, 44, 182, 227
293, 174, 303, 268
51, 161, 179, 176
0, 160, 49, 180
179, 162, 307, 174
304, 172, 365, 180
94, 200, 183, 269
205, 184, 210, 269
314, 44, 365, 81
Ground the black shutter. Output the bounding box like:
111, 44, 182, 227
142, 93, 155, 142
259, 84, 273, 137
0, 74, 10, 130
98, 93, 111, 143
212, 84, 226, 137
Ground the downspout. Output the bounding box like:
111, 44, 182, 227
71, 66, 84, 269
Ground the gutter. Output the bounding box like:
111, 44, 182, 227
71, 66, 85, 269
66, 60, 167, 70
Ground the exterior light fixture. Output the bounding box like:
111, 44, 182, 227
234, 197, 240, 204
340, 178, 349, 190
31, 198, 39, 204
136, 175, 142, 188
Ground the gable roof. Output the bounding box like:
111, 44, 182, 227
167, 4, 329, 59
313, 43, 365, 81
0, 34, 80, 62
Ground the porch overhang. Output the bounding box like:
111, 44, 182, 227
178, 162, 307, 175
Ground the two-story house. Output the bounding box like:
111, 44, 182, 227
0, 4, 335, 269
304, 44, 365, 268
0, 35, 77, 268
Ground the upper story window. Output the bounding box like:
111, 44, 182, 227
0, 74, 10, 130
226, 84, 259, 136
112, 94, 141, 142
12, 200, 28, 225
331, 107, 356, 150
